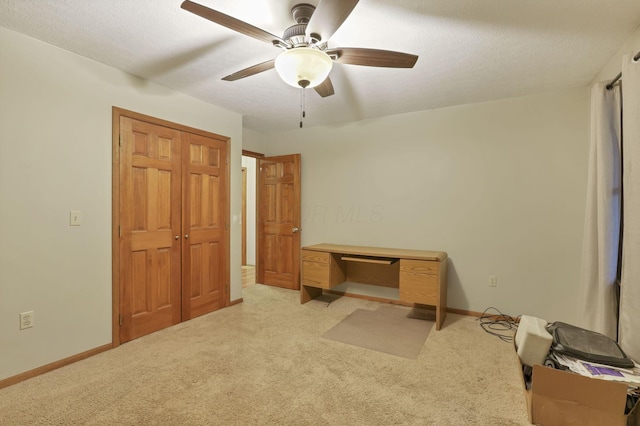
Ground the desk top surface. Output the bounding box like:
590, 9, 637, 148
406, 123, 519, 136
302, 243, 448, 262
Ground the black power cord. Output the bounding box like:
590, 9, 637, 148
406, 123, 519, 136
477, 307, 520, 343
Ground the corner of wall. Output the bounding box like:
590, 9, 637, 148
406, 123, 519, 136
593, 24, 640, 84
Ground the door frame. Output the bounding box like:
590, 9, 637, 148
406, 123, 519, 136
112, 107, 231, 347
242, 150, 264, 277
242, 167, 247, 265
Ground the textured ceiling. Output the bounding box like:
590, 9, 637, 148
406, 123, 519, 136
1, 0, 640, 133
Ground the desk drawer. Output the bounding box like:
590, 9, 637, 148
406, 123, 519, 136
301, 250, 330, 264
302, 260, 331, 289
301, 250, 346, 289
399, 259, 439, 305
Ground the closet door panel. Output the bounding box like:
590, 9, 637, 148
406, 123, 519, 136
119, 117, 182, 343
182, 133, 229, 319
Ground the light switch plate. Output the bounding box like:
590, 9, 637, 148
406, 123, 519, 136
70, 210, 82, 226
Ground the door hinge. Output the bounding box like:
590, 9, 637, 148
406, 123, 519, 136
119, 226, 122, 237
119, 134, 123, 147
119, 314, 123, 326
225, 222, 229, 231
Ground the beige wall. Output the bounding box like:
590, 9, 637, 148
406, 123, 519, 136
264, 88, 590, 324
0, 26, 244, 380
242, 128, 267, 154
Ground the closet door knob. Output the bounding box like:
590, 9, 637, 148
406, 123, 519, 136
184, 234, 189, 239
175, 235, 179, 240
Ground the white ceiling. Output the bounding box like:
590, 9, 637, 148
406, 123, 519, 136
1, 0, 640, 133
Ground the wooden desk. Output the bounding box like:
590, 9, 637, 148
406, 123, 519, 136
300, 243, 448, 330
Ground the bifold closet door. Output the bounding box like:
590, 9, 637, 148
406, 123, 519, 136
118, 114, 229, 343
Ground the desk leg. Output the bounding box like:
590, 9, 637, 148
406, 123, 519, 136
301, 285, 323, 304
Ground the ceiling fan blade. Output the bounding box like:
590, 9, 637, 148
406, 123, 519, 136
181, 1, 287, 47
222, 59, 276, 81
305, 0, 359, 43
328, 48, 418, 68
314, 77, 335, 97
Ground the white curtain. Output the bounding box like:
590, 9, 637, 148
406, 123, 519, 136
619, 53, 640, 361
576, 82, 621, 339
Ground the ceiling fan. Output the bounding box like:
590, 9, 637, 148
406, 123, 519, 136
180, 0, 419, 98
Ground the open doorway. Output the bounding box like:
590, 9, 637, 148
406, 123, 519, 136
242, 153, 258, 287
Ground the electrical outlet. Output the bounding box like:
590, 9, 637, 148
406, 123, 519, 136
489, 275, 498, 287
20, 311, 34, 330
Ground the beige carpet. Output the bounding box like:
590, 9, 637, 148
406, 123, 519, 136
322, 304, 434, 359
0, 284, 530, 425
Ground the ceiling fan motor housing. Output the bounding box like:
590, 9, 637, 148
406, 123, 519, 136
283, 23, 307, 47
284, 3, 323, 46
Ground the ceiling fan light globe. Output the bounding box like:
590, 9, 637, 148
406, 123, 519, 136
275, 48, 333, 89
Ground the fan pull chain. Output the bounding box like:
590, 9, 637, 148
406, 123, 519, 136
299, 87, 306, 128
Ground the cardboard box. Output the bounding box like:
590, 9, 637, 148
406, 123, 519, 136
515, 349, 640, 425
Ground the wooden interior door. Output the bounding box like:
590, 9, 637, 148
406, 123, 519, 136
119, 116, 182, 343
257, 154, 301, 289
182, 132, 229, 320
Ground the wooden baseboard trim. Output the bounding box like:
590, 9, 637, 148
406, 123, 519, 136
447, 307, 485, 317
228, 297, 243, 307
447, 307, 518, 321
0, 343, 113, 390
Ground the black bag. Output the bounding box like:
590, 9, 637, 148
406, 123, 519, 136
546, 322, 634, 369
